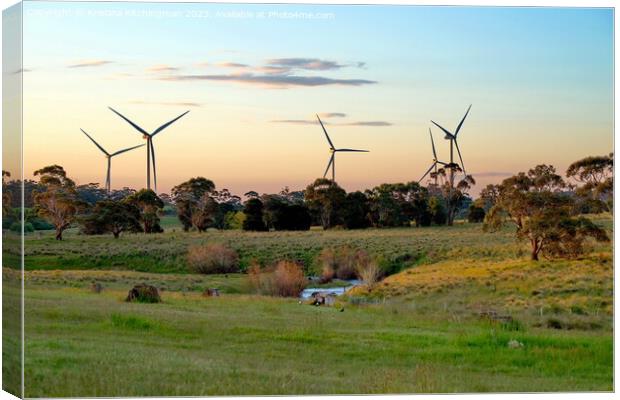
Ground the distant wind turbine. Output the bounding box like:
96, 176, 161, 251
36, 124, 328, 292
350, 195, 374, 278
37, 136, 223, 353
108, 107, 189, 192
80, 128, 144, 194
317, 114, 369, 182
430, 104, 471, 185
419, 128, 448, 185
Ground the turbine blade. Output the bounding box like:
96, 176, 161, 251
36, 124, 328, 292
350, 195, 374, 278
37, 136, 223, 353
323, 154, 334, 178
336, 149, 369, 152
454, 104, 472, 137
152, 110, 190, 136
108, 107, 150, 136
80, 129, 109, 156
454, 140, 466, 174
419, 163, 436, 183
429, 128, 437, 159
431, 120, 455, 140
150, 141, 157, 191
110, 143, 145, 157
316, 114, 335, 149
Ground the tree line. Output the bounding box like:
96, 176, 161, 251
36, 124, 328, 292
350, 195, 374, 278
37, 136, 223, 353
1, 153, 612, 261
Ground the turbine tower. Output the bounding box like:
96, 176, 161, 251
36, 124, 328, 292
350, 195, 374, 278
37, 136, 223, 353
317, 114, 369, 182
419, 128, 448, 186
80, 128, 144, 194
430, 104, 471, 187
108, 107, 189, 192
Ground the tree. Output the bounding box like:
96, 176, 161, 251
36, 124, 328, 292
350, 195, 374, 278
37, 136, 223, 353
76, 183, 107, 205
172, 177, 216, 231
479, 184, 501, 211
304, 179, 346, 229
2, 170, 12, 217
343, 191, 370, 229
467, 203, 486, 223
124, 189, 164, 233
81, 200, 141, 238
242, 198, 268, 231
32, 165, 84, 240
442, 174, 476, 225
224, 211, 246, 230
484, 164, 608, 260
428, 196, 447, 225
365, 182, 429, 227
260, 194, 311, 231
566, 153, 613, 213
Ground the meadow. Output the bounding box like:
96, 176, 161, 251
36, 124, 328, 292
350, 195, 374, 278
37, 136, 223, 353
3, 214, 614, 396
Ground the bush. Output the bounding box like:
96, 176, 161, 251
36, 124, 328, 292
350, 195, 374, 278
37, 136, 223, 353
273, 261, 307, 297
10, 221, 34, 233
467, 205, 486, 223
319, 263, 335, 284
187, 243, 239, 274
249, 260, 307, 297
357, 261, 382, 290
317, 245, 369, 280
125, 284, 161, 303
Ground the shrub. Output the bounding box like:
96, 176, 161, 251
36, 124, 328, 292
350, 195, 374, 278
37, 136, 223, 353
467, 205, 486, 223
125, 284, 161, 303
187, 243, 239, 274
10, 221, 34, 233
319, 264, 335, 284
273, 261, 307, 297
357, 261, 382, 290
317, 245, 369, 280
249, 260, 307, 297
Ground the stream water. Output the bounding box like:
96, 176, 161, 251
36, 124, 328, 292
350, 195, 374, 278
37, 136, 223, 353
300, 279, 362, 299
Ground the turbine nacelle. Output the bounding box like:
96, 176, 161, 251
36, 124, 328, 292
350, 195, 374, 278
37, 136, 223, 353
316, 114, 369, 182
109, 106, 189, 191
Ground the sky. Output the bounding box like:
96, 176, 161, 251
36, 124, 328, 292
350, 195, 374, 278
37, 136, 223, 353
13, 2, 614, 196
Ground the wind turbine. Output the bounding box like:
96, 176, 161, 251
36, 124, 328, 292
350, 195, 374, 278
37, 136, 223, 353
80, 128, 144, 194
317, 114, 369, 182
431, 104, 471, 186
419, 128, 449, 186
108, 107, 189, 192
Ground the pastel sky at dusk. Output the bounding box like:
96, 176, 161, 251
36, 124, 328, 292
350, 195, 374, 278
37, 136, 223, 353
16, 1, 613, 196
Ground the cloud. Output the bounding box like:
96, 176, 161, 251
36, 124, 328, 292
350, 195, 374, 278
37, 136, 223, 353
67, 59, 113, 68
159, 73, 376, 88
271, 119, 318, 125
216, 62, 249, 68
146, 64, 179, 72
266, 58, 344, 71
320, 112, 347, 118
271, 118, 392, 127
343, 121, 392, 127
129, 100, 202, 107
12, 68, 31, 74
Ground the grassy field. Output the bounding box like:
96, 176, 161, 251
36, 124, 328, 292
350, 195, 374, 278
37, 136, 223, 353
3, 214, 613, 396
7, 219, 537, 274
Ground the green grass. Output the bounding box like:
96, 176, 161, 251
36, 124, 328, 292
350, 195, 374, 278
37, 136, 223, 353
5, 214, 613, 396
7, 220, 535, 274
20, 285, 612, 397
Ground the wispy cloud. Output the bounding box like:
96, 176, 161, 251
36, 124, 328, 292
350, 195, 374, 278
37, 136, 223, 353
271, 118, 392, 127
158, 73, 376, 88
320, 112, 347, 118
216, 62, 249, 68
266, 58, 345, 71
342, 121, 392, 127
271, 119, 318, 125
129, 100, 202, 107
67, 59, 113, 68
146, 64, 179, 73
